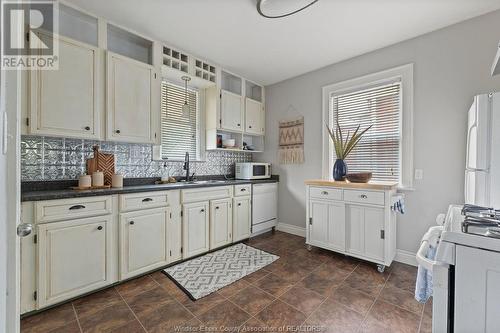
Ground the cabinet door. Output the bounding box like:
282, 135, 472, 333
309, 200, 345, 252
245, 98, 264, 135
107, 52, 156, 143
233, 196, 251, 242
210, 198, 233, 249
30, 33, 100, 139
347, 205, 384, 261
220, 90, 243, 132
167, 206, 182, 263
37, 216, 113, 308
455, 245, 500, 333
119, 208, 168, 279
183, 202, 210, 258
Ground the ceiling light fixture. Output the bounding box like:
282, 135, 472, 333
257, 0, 319, 19
181, 76, 191, 118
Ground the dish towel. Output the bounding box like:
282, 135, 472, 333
415, 244, 437, 303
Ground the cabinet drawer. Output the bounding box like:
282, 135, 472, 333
234, 184, 252, 197
181, 186, 233, 203
35, 196, 112, 223
309, 187, 343, 201
344, 190, 385, 206
120, 191, 177, 212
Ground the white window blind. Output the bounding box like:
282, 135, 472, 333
161, 81, 198, 160
332, 81, 401, 182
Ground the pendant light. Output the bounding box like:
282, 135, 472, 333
257, 0, 319, 19
181, 76, 191, 118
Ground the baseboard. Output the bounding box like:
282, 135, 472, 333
276, 224, 418, 267
395, 249, 417, 267
276, 223, 306, 237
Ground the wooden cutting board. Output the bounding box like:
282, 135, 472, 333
86, 146, 115, 186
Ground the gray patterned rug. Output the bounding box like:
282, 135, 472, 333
163, 243, 279, 300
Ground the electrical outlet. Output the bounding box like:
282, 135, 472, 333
415, 169, 424, 180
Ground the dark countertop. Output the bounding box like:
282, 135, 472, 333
21, 176, 279, 202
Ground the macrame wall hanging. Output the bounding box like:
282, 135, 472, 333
279, 114, 304, 164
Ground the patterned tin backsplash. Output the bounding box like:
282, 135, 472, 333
21, 136, 252, 181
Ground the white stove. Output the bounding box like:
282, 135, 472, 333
417, 205, 500, 333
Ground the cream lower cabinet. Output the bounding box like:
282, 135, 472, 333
37, 215, 113, 308
183, 202, 210, 258
210, 198, 233, 249
306, 182, 398, 271
168, 205, 183, 263
233, 196, 252, 242
308, 200, 346, 252
119, 208, 169, 280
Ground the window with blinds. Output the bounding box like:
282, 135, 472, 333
332, 81, 401, 182
161, 81, 199, 160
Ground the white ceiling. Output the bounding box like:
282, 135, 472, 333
66, 0, 500, 85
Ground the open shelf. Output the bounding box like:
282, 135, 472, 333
195, 59, 217, 83
221, 71, 242, 95
245, 80, 263, 102
107, 24, 153, 64
163, 46, 189, 74
58, 4, 98, 46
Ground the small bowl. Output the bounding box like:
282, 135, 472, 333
346, 172, 373, 183
222, 139, 236, 148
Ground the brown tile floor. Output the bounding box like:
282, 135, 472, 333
21, 231, 432, 333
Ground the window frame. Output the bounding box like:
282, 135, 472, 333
321, 64, 414, 189
158, 78, 206, 162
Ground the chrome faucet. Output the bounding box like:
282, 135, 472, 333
183, 152, 190, 181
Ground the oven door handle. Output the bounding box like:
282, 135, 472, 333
416, 226, 448, 271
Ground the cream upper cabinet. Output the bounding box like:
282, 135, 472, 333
183, 201, 210, 259
107, 52, 158, 144
245, 98, 264, 135
37, 215, 113, 308
233, 196, 251, 242
119, 208, 168, 280
220, 90, 243, 132
210, 198, 233, 249
29, 33, 100, 139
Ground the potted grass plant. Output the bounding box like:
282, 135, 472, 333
326, 121, 372, 181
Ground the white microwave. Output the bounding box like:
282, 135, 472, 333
235, 163, 271, 180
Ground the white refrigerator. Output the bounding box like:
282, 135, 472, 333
465, 92, 500, 207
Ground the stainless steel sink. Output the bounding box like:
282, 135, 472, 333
189, 180, 227, 184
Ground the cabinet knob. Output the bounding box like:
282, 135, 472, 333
97, 226, 103, 231
360, 194, 368, 199
84, 126, 91, 131
200, 209, 205, 213
249, 125, 252, 129
241, 188, 246, 192
130, 221, 135, 225
115, 129, 121, 134
321, 191, 329, 195
215, 206, 219, 210
238, 203, 242, 206
237, 123, 241, 127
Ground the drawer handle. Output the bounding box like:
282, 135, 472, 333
321, 191, 329, 195
240, 188, 247, 192
129, 221, 135, 225
360, 194, 368, 199
69, 205, 86, 210
97, 226, 103, 231
142, 198, 153, 202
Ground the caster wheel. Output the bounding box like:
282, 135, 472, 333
271, 227, 276, 234
306, 244, 312, 251
377, 265, 385, 273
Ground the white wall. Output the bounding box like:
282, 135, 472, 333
259, 10, 500, 253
